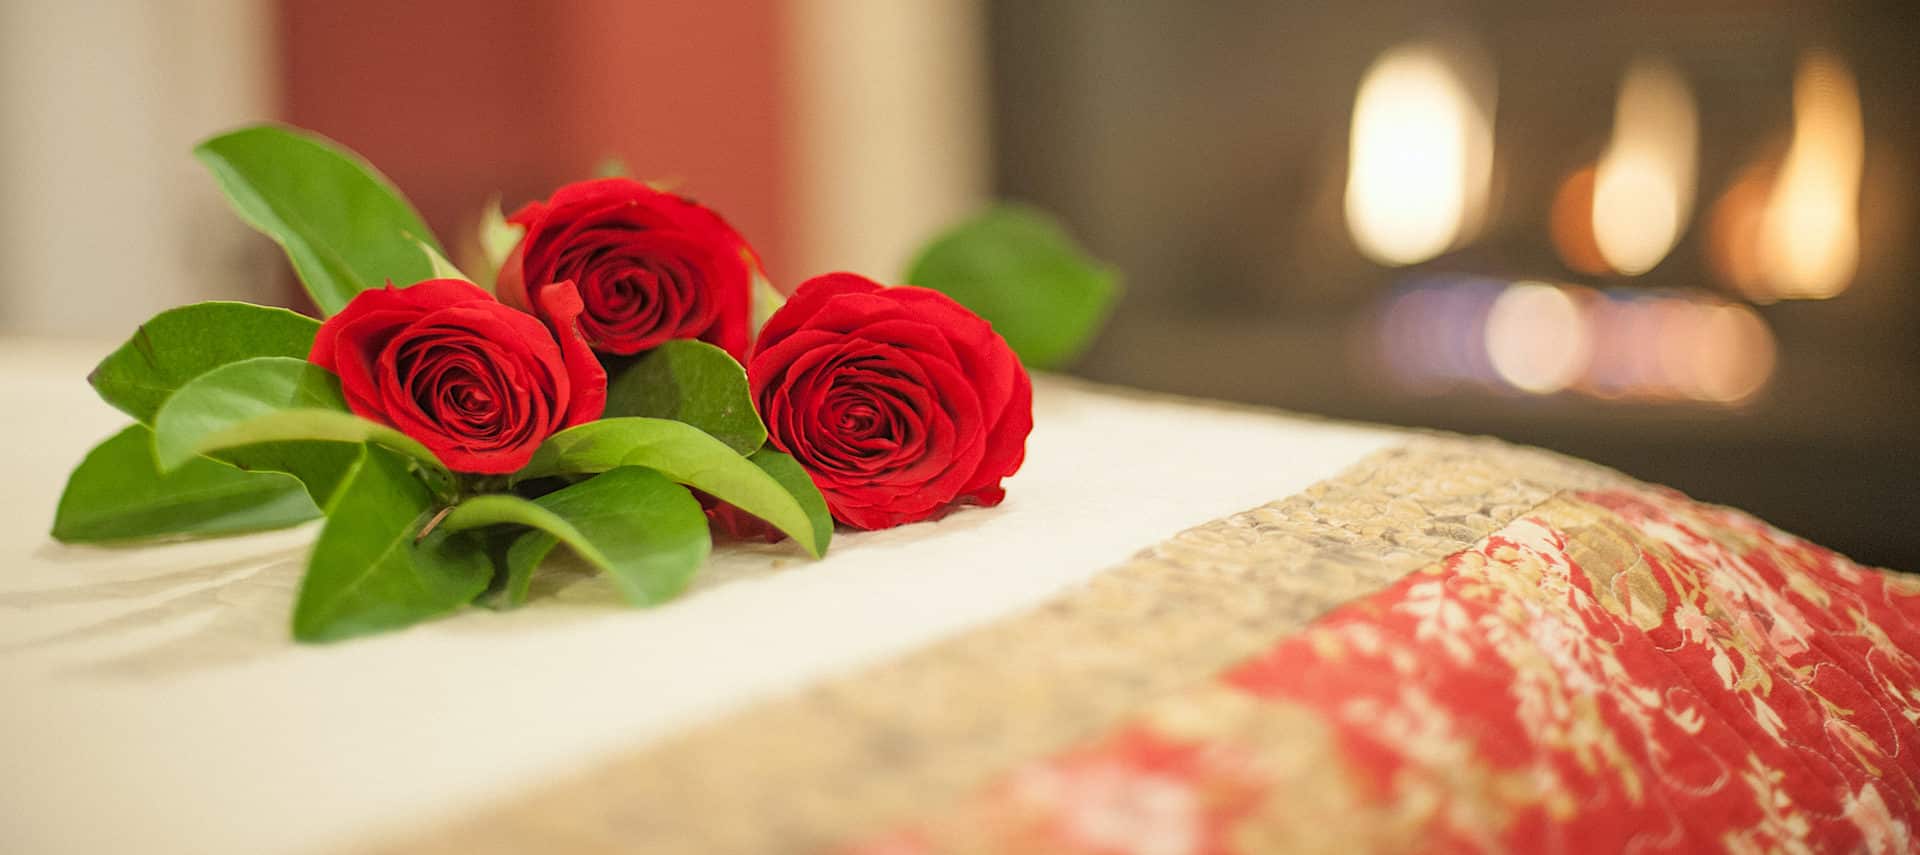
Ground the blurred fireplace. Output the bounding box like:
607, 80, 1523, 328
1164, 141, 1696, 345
987, 1, 1920, 569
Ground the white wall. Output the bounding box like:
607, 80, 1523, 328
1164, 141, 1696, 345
785, 0, 990, 283
0, 0, 989, 333
0, 0, 278, 337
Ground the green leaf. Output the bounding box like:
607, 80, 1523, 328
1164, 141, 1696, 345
417, 239, 472, 283
152, 356, 439, 475
593, 156, 632, 179
293, 445, 491, 642
604, 340, 766, 455
490, 530, 557, 610
195, 124, 441, 316
89, 302, 320, 424
903, 204, 1119, 369
221, 441, 365, 509
750, 271, 786, 333
746, 448, 832, 553
516, 418, 826, 557
87, 306, 357, 507
52, 424, 320, 543
478, 194, 523, 274
443, 468, 710, 608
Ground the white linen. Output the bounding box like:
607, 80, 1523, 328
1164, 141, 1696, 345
0, 337, 1401, 855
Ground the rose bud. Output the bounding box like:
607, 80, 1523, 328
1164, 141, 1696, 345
496, 177, 758, 360
310, 278, 606, 475
749, 272, 1033, 530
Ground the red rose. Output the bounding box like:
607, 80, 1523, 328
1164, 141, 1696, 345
749, 273, 1032, 530
496, 178, 757, 360
310, 278, 605, 475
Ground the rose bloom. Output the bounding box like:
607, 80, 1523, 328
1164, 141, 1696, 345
310, 278, 605, 474
749, 273, 1032, 530
496, 177, 757, 360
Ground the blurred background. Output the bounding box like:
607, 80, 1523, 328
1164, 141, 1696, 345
1, 0, 1913, 568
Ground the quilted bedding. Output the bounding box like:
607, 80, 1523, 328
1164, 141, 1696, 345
4, 343, 1912, 854
851, 487, 1920, 854
404, 438, 1919, 854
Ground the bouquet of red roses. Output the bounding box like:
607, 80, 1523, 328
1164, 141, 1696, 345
51, 125, 1114, 642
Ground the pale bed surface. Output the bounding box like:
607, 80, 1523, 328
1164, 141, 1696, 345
394, 437, 1631, 854
0, 338, 1402, 855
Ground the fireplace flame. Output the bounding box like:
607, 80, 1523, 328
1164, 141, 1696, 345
1345, 43, 1493, 266
1760, 50, 1863, 299
1591, 58, 1698, 276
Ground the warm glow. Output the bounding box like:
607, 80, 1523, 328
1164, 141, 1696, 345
1380, 279, 1773, 406
1378, 277, 1503, 392
1550, 165, 1609, 276
1652, 297, 1707, 398
1690, 303, 1777, 403
1706, 160, 1776, 299
1485, 282, 1590, 394
1345, 44, 1493, 266
1760, 51, 1863, 299
1591, 58, 1698, 276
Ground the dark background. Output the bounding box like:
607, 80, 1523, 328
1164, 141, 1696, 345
988, 1, 1920, 570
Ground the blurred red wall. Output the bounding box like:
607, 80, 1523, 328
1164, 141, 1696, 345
279, 0, 792, 285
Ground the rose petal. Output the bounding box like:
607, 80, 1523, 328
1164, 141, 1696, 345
533, 280, 607, 426
507, 178, 756, 360
752, 272, 886, 356
309, 278, 593, 475
746, 272, 1031, 529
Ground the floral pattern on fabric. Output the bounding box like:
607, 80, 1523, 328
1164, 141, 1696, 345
852, 487, 1920, 854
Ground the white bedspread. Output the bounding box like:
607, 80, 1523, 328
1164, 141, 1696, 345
0, 337, 1400, 855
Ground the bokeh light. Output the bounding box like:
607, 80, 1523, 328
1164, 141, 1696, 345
1705, 158, 1777, 299
1759, 50, 1863, 300
1344, 43, 1494, 266
1485, 282, 1591, 394
1590, 58, 1698, 277
1378, 278, 1775, 405
1549, 165, 1610, 277
1690, 303, 1777, 403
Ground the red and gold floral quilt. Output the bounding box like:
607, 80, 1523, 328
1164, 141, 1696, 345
852, 487, 1920, 854
398, 437, 1918, 854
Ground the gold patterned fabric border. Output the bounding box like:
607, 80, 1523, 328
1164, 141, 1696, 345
843, 488, 1920, 854
382, 436, 1635, 854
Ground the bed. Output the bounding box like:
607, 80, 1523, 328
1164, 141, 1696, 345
2, 338, 1912, 854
